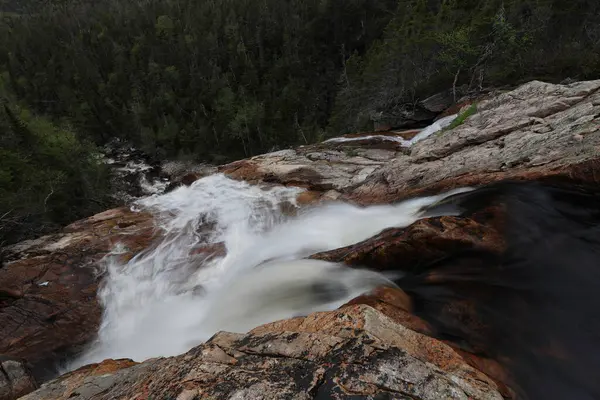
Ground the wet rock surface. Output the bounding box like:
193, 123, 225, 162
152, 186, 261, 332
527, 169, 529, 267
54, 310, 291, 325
311, 215, 504, 274
0, 207, 157, 385
161, 161, 218, 192
4, 79, 600, 399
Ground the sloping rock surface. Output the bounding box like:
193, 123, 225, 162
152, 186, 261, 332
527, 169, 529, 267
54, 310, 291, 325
220, 80, 600, 205
0, 208, 156, 383
20, 305, 503, 400
0, 358, 37, 400
349, 80, 600, 203
4, 79, 600, 399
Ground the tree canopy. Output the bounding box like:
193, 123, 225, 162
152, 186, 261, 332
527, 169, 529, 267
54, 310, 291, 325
1, 0, 599, 243
0, 97, 111, 245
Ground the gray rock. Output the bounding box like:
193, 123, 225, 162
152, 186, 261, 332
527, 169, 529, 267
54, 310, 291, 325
0, 358, 37, 400
221, 80, 600, 205
419, 86, 468, 113
20, 306, 503, 400
346, 79, 600, 203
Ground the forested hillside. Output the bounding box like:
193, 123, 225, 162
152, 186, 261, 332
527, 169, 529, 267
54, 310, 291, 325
1, 0, 599, 244
330, 0, 600, 133
2, 0, 398, 161
3, 0, 600, 158
0, 97, 111, 246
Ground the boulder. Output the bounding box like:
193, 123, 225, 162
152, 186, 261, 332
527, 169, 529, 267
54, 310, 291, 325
0, 357, 37, 400
370, 85, 470, 131
419, 86, 469, 114
161, 162, 218, 192
372, 106, 437, 130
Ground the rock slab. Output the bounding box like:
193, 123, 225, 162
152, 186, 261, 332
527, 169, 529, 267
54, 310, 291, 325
0, 358, 37, 400
5, 78, 600, 399
0, 207, 156, 383
20, 305, 503, 400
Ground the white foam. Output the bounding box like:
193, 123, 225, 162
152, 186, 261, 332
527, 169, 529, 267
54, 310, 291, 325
406, 114, 458, 144
67, 173, 470, 369
139, 175, 169, 196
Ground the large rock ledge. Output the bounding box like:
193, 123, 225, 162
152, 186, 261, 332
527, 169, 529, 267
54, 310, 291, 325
20, 305, 503, 400
2, 79, 600, 399
0, 207, 156, 386
348, 79, 600, 204
219, 80, 600, 205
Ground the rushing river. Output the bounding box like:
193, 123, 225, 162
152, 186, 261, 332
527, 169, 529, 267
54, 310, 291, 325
68, 160, 469, 370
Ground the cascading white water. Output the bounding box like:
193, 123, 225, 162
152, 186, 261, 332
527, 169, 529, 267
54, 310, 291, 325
67, 173, 471, 370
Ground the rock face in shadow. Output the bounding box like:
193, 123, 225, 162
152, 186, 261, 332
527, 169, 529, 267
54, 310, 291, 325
0, 357, 38, 400
4, 79, 600, 399
311, 215, 504, 274
19, 305, 503, 400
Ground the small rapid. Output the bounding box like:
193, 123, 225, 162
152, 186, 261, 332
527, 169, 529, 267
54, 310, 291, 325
67, 173, 470, 370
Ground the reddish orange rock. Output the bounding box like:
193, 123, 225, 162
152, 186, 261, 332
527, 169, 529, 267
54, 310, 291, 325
0, 207, 158, 383
218, 159, 263, 183
295, 190, 322, 205
69, 358, 138, 377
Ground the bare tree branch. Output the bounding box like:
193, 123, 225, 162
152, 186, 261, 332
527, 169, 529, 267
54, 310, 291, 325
453, 68, 461, 102
43, 185, 54, 212
0, 209, 14, 221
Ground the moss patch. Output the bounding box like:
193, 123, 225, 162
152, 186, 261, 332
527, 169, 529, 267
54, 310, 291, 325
444, 103, 478, 132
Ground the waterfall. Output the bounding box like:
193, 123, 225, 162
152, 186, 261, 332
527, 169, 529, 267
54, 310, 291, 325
67, 173, 470, 369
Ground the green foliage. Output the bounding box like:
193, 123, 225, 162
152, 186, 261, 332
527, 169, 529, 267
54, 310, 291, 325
329, 0, 600, 135
0, 100, 112, 245
1, 0, 397, 161
155, 15, 175, 36
0, 1, 598, 246
3, 0, 599, 155
445, 103, 478, 131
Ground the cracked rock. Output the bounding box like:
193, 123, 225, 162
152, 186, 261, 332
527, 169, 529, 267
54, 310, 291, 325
0, 357, 37, 400
19, 306, 503, 400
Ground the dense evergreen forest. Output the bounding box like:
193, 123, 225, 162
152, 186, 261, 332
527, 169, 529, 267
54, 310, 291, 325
0, 97, 111, 245
1, 0, 600, 245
